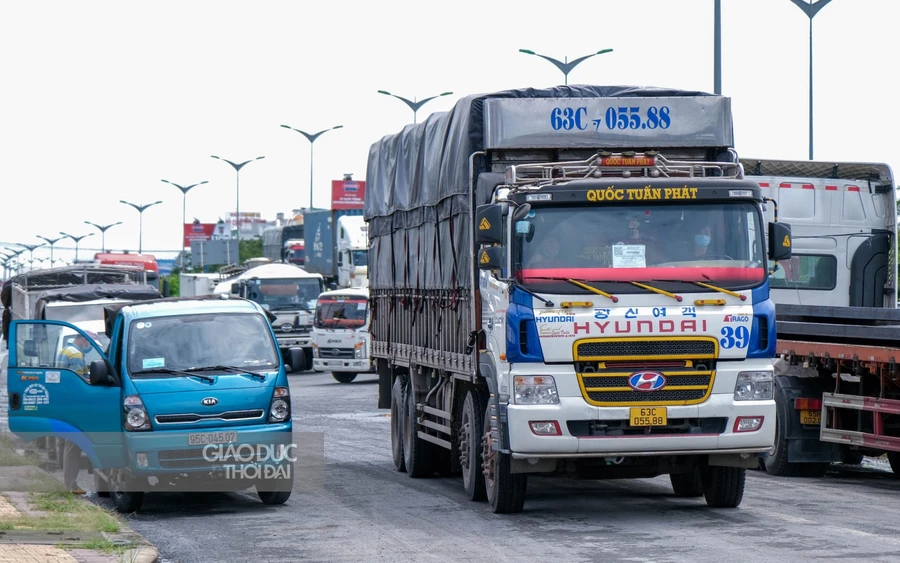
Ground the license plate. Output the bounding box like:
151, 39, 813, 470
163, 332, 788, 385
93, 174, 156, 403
187, 431, 238, 445
630, 407, 667, 426
800, 410, 820, 425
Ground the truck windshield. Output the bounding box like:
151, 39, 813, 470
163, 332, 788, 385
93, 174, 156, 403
146, 272, 159, 290
246, 278, 322, 311
513, 202, 766, 291
127, 312, 279, 374
315, 298, 367, 329
351, 250, 368, 267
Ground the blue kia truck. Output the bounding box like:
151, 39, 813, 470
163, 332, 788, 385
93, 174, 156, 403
6, 294, 305, 513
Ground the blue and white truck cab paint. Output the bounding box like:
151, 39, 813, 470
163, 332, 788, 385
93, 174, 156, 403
311, 287, 372, 383
5, 295, 304, 513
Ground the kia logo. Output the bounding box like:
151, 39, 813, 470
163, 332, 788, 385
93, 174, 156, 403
201, 397, 218, 406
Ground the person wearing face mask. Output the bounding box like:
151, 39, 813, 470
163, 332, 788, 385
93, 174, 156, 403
55, 331, 98, 494
694, 226, 711, 257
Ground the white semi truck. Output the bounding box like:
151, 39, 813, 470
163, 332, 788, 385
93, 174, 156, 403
311, 287, 373, 383
368, 85, 793, 513
216, 263, 325, 368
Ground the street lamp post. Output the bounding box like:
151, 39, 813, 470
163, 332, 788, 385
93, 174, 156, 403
376, 91, 452, 124
36, 236, 64, 263
161, 179, 208, 266
59, 233, 94, 263
18, 244, 44, 265
119, 200, 162, 254
518, 48, 613, 85
84, 221, 123, 254
279, 125, 343, 209
789, 0, 833, 160
211, 156, 264, 240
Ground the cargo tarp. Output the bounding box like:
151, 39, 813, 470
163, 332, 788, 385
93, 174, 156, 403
30, 284, 161, 320
365, 85, 721, 290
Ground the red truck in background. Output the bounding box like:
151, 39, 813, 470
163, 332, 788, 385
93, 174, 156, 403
94, 252, 160, 290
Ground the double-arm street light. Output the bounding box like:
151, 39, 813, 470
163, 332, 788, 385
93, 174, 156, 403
211, 156, 264, 240
84, 221, 122, 253
36, 236, 64, 263
59, 232, 93, 263
161, 179, 208, 262
377, 91, 452, 124
119, 200, 161, 254
280, 125, 343, 209
789, 0, 834, 160
18, 243, 44, 265
518, 48, 614, 85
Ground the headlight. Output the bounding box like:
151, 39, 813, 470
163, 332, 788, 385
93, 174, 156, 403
734, 371, 774, 401
354, 341, 365, 358
514, 375, 559, 405
124, 395, 151, 431
312, 343, 319, 358
268, 386, 291, 422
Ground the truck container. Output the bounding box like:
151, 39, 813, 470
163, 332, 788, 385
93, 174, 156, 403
738, 158, 900, 476
262, 224, 305, 265
303, 209, 366, 287
367, 85, 793, 513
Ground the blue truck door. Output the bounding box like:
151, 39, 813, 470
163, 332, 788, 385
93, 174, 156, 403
6, 320, 126, 469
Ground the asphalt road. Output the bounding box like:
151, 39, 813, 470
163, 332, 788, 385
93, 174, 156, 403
78, 370, 898, 563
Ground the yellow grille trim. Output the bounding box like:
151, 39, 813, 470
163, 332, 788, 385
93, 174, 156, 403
573, 335, 719, 361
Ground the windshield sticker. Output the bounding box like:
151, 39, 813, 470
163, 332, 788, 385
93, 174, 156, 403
612, 244, 646, 268
136, 322, 145, 329
45, 371, 60, 384
143, 358, 166, 369
357, 303, 366, 310
144, 322, 151, 328
23, 384, 49, 406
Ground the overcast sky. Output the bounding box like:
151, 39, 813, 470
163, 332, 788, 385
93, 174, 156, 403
2, 0, 897, 264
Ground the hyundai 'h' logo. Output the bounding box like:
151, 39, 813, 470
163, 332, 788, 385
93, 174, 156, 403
201, 397, 218, 406
627, 371, 666, 391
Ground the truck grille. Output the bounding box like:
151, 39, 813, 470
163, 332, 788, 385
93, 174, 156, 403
154, 409, 265, 424
318, 348, 355, 359
157, 447, 269, 469
575, 337, 718, 406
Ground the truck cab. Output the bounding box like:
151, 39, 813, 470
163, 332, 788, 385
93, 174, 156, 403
311, 287, 372, 383
216, 263, 325, 369
336, 215, 368, 288
5, 295, 304, 513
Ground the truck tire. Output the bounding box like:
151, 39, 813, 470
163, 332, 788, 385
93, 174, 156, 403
764, 378, 806, 476
109, 471, 144, 514
839, 447, 864, 465
403, 383, 433, 478
700, 466, 745, 508
460, 390, 487, 501
332, 373, 357, 383
390, 376, 406, 473
94, 471, 110, 498
670, 468, 703, 497
483, 402, 526, 513
256, 470, 294, 505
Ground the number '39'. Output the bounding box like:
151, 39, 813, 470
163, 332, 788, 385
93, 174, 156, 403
720, 325, 749, 349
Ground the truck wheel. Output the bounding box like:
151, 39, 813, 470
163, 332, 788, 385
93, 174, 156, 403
460, 390, 487, 501
109, 471, 144, 513
482, 402, 526, 513
840, 447, 864, 465
93, 471, 110, 498
332, 373, 357, 383
403, 383, 433, 477
763, 380, 805, 476
390, 376, 406, 473
670, 468, 703, 497
256, 470, 293, 505
700, 466, 745, 508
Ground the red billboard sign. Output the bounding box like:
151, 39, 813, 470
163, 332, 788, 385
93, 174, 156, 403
183, 223, 217, 247
332, 179, 365, 209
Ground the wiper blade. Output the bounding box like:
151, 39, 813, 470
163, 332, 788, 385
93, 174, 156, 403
131, 367, 214, 382
186, 365, 267, 381
628, 281, 683, 302
696, 276, 747, 301
563, 279, 618, 303
508, 280, 553, 306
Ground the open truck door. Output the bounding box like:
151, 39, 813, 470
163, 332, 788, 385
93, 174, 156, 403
6, 320, 126, 470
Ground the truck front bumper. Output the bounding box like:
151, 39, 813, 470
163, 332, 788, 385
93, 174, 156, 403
277, 335, 311, 349
313, 358, 374, 373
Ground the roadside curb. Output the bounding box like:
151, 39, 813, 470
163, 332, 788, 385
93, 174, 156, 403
119, 545, 159, 563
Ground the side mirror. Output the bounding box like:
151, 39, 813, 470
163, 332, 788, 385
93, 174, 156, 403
477, 247, 504, 272
89, 360, 110, 385
768, 222, 792, 262
475, 204, 504, 245
287, 348, 306, 373
231, 283, 240, 295
23, 340, 38, 357
511, 203, 532, 222
328, 282, 338, 291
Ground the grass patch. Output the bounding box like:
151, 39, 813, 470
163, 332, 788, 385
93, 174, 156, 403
0, 436, 42, 467
58, 538, 130, 556
0, 492, 120, 533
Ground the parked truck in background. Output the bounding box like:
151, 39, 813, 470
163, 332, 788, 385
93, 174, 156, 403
740, 157, 900, 476
216, 263, 325, 368
262, 224, 305, 266
303, 209, 367, 288
94, 253, 163, 292
367, 85, 793, 513
311, 287, 373, 383
178, 272, 221, 297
